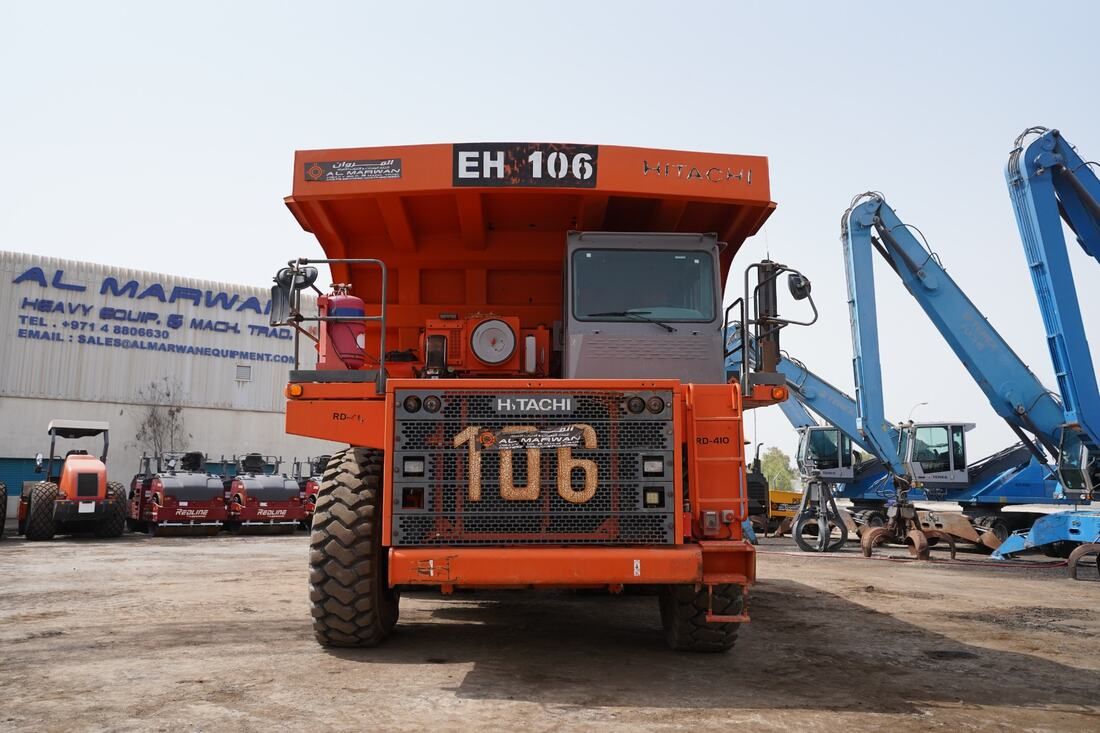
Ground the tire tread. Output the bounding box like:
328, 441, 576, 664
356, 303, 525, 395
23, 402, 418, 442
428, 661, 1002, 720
25, 482, 60, 541
310, 448, 398, 647
659, 583, 743, 652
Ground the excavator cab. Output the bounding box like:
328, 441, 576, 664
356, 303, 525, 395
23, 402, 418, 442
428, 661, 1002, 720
797, 426, 855, 481
899, 422, 973, 488
1057, 432, 1097, 501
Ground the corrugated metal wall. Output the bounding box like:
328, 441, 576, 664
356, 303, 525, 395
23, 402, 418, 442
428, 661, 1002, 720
0, 250, 316, 412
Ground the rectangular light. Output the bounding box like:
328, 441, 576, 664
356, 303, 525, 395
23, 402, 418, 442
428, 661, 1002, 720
403, 457, 426, 477
401, 487, 424, 510
642, 457, 664, 476
643, 488, 665, 508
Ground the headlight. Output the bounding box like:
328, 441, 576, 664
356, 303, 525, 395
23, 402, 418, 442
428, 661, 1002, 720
403, 457, 426, 477
642, 457, 664, 476
626, 396, 646, 414
402, 395, 422, 413
646, 396, 665, 414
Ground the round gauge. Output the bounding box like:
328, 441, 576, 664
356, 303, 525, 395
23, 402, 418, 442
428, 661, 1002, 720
470, 319, 516, 365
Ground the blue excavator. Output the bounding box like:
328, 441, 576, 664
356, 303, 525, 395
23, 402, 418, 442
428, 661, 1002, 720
727, 330, 1006, 554
993, 127, 1100, 577
841, 188, 1077, 556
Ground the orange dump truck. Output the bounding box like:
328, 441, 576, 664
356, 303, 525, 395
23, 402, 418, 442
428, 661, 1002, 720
272, 142, 815, 651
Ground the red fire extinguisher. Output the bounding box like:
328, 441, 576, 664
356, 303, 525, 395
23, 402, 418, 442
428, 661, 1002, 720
322, 286, 366, 369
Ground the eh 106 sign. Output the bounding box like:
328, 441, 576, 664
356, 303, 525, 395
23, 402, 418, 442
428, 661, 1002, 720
453, 143, 598, 188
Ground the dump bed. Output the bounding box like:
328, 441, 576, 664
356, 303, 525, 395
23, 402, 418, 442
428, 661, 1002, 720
286, 142, 774, 352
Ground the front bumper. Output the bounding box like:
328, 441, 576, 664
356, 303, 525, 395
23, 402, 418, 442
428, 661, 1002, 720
54, 499, 110, 523
388, 542, 755, 588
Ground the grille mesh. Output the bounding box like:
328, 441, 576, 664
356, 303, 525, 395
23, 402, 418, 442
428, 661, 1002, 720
393, 389, 675, 546
76, 473, 99, 498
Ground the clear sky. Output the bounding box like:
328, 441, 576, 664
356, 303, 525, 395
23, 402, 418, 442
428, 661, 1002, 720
3, 1, 1098, 460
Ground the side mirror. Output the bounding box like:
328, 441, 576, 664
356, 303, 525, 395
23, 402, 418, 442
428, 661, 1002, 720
166, 458, 178, 472
275, 266, 319, 292
788, 272, 812, 301
270, 266, 319, 326
270, 284, 291, 326
34, 452, 44, 473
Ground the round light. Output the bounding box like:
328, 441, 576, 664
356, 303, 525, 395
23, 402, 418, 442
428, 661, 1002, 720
470, 319, 516, 365
771, 386, 789, 401
423, 395, 442, 413
286, 384, 304, 398
626, 396, 646, 414
646, 396, 665, 414
403, 395, 422, 413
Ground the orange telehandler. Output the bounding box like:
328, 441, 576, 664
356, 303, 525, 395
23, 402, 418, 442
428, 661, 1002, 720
272, 142, 815, 651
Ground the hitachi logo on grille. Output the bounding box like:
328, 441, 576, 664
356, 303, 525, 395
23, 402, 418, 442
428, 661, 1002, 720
494, 396, 573, 413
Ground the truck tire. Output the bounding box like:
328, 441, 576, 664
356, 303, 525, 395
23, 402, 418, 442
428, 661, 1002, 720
309, 448, 399, 647
854, 508, 887, 529
658, 583, 743, 652
0, 481, 7, 539
979, 515, 1013, 544
25, 482, 60, 541
95, 482, 127, 538
1041, 540, 1077, 559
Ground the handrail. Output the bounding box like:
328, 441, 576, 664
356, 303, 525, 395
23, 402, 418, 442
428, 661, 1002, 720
278, 257, 389, 394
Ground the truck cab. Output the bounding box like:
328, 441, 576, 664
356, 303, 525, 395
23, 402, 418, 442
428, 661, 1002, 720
565, 232, 725, 383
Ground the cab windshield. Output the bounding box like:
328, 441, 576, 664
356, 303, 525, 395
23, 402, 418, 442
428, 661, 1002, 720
572, 249, 716, 322
807, 429, 841, 470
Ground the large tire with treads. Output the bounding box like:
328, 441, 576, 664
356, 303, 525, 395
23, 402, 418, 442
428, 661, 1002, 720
95, 482, 128, 538
658, 583, 743, 652
309, 448, 399, 647
25, 482, 60, 541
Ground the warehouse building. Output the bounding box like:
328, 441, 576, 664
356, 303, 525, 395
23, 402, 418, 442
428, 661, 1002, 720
0, 250, 337, 518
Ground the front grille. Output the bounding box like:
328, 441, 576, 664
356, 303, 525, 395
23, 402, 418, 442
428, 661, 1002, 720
76, 473, 99, 497
392, 389, 675, 546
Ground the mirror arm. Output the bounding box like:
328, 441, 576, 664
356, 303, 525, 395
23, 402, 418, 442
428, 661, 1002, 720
288, 321, 319, 345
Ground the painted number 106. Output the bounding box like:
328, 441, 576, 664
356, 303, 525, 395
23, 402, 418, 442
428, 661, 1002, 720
527, 151, 593, 180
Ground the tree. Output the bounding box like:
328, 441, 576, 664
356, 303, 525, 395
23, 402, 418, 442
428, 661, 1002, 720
760, 446, 795, 490
134, 377, 191, 455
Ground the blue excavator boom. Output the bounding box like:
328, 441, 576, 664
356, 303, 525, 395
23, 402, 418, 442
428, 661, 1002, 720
995, 127, 1100, 567
843, 193, 1065, 464
1005, 128, 1100, 483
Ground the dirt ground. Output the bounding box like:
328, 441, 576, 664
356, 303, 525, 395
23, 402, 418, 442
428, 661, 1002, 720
1, 532, 1098, 733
